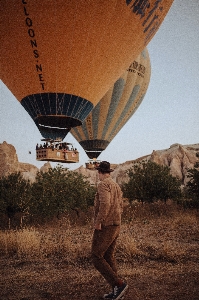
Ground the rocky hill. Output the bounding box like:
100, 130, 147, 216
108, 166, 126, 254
0, 141, 51, 182
110, 143, 199, 186
0, 141, 198, 185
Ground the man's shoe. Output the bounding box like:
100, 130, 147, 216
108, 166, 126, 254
103, 291, 114, 299
112, 282, 128, 300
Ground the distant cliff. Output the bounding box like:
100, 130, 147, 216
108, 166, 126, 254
0, 141, 198, 185
0, 141, 51, 182
109, 143, 199, 186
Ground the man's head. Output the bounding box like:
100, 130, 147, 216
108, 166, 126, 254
95, 161, 114, 174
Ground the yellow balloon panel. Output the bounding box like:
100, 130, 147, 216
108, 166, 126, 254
1, 0, 173, 101
1, 0, 172, 140
71, 48, 151, 158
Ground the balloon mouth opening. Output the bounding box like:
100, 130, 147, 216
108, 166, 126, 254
36, 115, 82, 128
79, 140, 109, 159
85, 150, 102, 159
38, 124, 70, 130
80, 139, 109, 150
37, 124, 71, 141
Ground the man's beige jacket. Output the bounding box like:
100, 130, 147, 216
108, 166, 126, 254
94, 176, 123, 227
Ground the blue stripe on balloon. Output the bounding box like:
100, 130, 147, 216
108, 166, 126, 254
122, 93, 145, 125
92, 101, 101, 139
82, 121, 90, 140
101, 78, 125, 139
71, 127, 82, 142
108, 85, 140, 141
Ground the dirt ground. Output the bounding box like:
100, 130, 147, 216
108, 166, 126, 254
0, 204, 199, 300
1, 256, 199, 300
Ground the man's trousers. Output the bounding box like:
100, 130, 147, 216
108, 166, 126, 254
91, 225, 120, 287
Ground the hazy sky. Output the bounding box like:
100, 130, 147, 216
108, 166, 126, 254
0, 0, 199, 170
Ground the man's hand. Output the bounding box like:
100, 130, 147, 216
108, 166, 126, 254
94, 223, 102, 230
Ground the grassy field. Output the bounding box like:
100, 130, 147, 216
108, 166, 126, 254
0, 202, 199, 300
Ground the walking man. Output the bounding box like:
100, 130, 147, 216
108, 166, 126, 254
91, 161, 128, 299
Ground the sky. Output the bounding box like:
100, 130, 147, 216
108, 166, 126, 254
0, 0, 199, 171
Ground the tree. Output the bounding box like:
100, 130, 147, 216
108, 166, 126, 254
0, 172, 31, 228
31, 165, 96, 219
31, 165, 67, 219
184, 163, 199, 208
61, 171, 96, 211
122, 160, 181, 204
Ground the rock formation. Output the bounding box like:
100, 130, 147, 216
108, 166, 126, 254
150, 144, 199, 185
0, 141, 39, 182
40, 162, 52, 173
0, 141, 198, 185
110, 143, 199, 186
0, 141, 19, 176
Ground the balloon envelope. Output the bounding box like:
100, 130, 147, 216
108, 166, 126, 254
71, 48, 151, 159
1, 0, 173, 140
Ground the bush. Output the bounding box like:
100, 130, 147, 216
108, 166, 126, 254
122, 161, 181, 204
0, 172, 31, 228
186, 163, 199, 206
0, 166, 96, 227
30, 165, 96, 220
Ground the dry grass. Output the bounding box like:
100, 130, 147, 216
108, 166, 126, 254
0, 202, 199, 300
0, 226, 92, 262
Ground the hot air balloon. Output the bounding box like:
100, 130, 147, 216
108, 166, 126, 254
1, 0, 173, 141
70, 48, 151, 160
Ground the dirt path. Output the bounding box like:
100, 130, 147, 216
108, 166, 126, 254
1, 257, 199, 300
